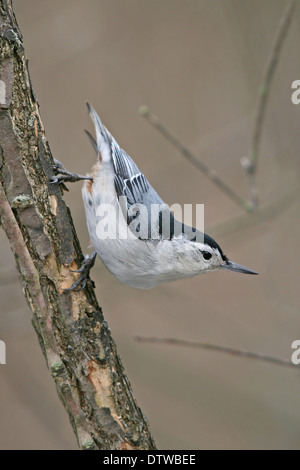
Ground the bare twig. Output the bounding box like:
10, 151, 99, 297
135, 336, 296, 369
245, 0, 297, 208
139, 106, 248, 212
208, 186, 298, 239
139, 1, 296, 214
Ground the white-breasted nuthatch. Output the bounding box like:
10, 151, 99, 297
58, 104, 258, 290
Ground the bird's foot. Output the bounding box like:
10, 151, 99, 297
64, 251, 97, 292
49, 158, 93, 186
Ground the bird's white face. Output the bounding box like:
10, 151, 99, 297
192, 244, 227, 273
171, 241, 226, 276
173, 241, 258, 276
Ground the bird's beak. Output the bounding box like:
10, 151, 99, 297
223, 260, 258, 275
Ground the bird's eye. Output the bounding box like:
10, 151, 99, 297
203, 251, 212, 260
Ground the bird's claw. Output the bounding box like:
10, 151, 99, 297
50, 158, 93, 185
64, 252, 97, 292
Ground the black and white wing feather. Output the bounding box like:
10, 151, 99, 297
87, 103, 177, 239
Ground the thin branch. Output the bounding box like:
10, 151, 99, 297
245, 0, 297, 208
139, 106, 248, 212
135, 336, 296, 369
139, 1, 296, 213
208, 186, 298, 239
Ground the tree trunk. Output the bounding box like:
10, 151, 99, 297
0, 0, 156, 450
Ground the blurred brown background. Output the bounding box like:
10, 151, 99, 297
0, 0, 299, 450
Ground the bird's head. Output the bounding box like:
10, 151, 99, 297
178, 232, 258, 276
195, 232, 258, 275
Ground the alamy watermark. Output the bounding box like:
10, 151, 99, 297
291, 340, 300, 365
291, 80, 300, 105
95, 197, 205, 244
0, 340, 6, 365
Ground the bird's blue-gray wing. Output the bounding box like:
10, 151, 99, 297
111, 137, 166, 239
87, 103, 176, 240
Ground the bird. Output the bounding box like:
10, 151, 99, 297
56, 104, 258, 290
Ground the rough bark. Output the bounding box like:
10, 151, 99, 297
0, 0, 156, 450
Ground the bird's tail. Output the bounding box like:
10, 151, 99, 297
85, 102, 112, 163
